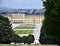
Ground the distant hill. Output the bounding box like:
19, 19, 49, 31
0, 7, 45, 15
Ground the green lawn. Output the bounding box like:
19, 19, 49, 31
14, 26, 35, 29
0, 44, 58, 46
13, 24, 35, 34
14, 24, 35, 29
14, 30, 34, 34
18, 44, 58, 46
0, 44, 15, 46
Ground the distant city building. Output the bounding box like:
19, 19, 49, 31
1, 13, 44, 24
0, 9, 45, 24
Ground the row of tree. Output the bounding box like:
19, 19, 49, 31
13, 34, 34, 44
0, 15, 34, 44
40, 0, 60, 46
0, 15, 15, 43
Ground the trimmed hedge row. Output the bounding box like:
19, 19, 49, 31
13, 34, 35, 44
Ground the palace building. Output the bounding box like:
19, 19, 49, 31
2, 13, 44, 24
1, 9, 45, 24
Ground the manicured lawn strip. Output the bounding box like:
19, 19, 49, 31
14, 24, 35, 29
14, 30, 34, 34
0, 44, 15, 46
41, 44, 58, 46
0, 44, 58, 46
14, 26, 35, 29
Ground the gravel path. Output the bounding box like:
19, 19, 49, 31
33, 23, 42, 44
12, 23, 20, 29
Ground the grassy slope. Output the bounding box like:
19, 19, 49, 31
14, 30, 33, 34
0, 44, 58, 46
0, 44, 15, 46
14, 24, 35, 29
13, 24, 35, 34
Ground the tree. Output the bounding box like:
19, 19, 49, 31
0, 15, 15, 43
40, 0, 60, 45
12, 34, 22, 43
27, 35, 34, 44
23, 36, 27, 44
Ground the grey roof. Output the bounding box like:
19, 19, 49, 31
0, 8, 45, 15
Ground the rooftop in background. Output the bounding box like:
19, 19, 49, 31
0, 7, 45, 15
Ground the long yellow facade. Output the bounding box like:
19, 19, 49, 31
2, 13, 44, 24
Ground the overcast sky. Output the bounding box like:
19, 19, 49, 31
0, 0, 44, 9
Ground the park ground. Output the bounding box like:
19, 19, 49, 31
0, 44, 58, 46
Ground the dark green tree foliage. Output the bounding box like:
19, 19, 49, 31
12, 34, 22, 43
40, 0, 60, 45
12, 34, 34, 44
27, 35, 34, 44
21, 35, 34, 44
0, 15, 14, 43
23, 36, 27, 44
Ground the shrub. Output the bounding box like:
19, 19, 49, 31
27, 35, 34, 44
22, 36, 27, 44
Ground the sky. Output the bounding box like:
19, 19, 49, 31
0, 0, 44, 9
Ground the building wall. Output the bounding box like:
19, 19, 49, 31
11, 14, 25, 23
25, 15, 44, 24
2, 14, 44, 24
